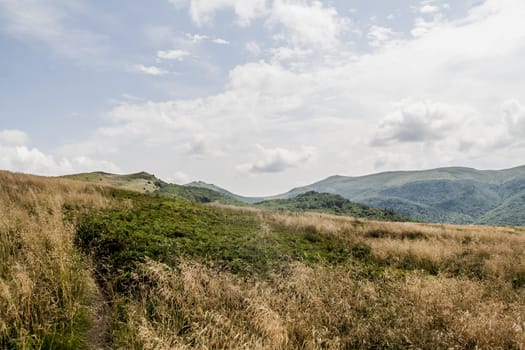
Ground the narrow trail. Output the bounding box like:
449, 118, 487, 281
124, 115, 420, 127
86, 271, 112, 350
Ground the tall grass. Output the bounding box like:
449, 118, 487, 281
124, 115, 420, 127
0, 171, 109, 349
111, 259, 525, 349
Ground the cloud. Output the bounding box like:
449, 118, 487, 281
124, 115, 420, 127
182, 134, 217, 157
410, 14, 447, 38
268, 0, 351, 49
186, 33, 208, 43
371, 100, 471, 146
156, 49, 190, 60
502, 99, 525, 136
183, 0, 267, 26
367, 25, 398, 47
212, 38, 230, 45
0, 129, 119, 176
131, 64, 168, 75
169, 171, 191, 184
245, 41, 261, 55
420, 5, 440, 14
239, 145, 315, 173
0, 129, 29, 146
269, 46, 312, 63
0, 0, 110, 64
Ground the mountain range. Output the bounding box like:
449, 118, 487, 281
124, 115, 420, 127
64, 165, 525, 226
186, 165, 525, 226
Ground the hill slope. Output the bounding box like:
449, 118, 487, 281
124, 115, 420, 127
185, 180, 262, 203
63, 172, 242, 205
279, 166, 525, 225
62, 171, 166, 193
255, 191, 413, 222
63, 173, 415, 220
63, 165, 525, 226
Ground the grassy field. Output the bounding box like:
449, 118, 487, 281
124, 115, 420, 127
1, 170, 525, 349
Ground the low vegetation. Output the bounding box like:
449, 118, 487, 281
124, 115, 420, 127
255, 191, 412, 222
2, 170, 525, 349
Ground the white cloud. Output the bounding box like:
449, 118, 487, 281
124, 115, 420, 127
0, 129, 29, 146
411, 16, 443, 37
182, 134, 217, 157
239, 145, 315, 173
371, 100, 473, 146
245, 41, 261, 55
184, 0, 267, 26
367, 25, 398, 47
0, 136, 119, 176
212, 38, 230, 45
186, 33, 208, 43
420, 5, 440, 14
269, 46, 312, 63
169, 171, 191, 184
157, 49, 190, 60
132, 64, 168, 75
268, 0, 350, 49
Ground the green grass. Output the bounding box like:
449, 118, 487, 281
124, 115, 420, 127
256, 191, 413, 222
157, 184, 244, 205
74, 191, 359, 290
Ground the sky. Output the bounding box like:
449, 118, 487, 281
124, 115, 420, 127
1, 0, 525, 196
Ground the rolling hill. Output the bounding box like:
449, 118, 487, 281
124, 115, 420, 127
63, 172, 243, 205
63, 172, 412, 220
279, 165, 525, 225
254, 191, 413, 222
63, 171, 166, 193
184, 180, 262, 203
63, 165, 525, 226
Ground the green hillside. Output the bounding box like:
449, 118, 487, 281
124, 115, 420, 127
184, 180, 262, 203
63, 171, 166, 193
281, 166, 525, 225
157, 183, 244, 205
63, 172, 242, 205
255, 191, 413, 222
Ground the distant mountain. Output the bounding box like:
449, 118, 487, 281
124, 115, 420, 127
255, 191, 413, 222
157, 183, 243, 205
277, 166, 525, 226
62, 171, 166, 193
63, 165, 525, 226
184, 181, 262, 204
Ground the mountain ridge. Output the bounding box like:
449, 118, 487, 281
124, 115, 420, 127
62, 164, 525, 226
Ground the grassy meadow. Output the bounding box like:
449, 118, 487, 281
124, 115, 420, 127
1, 170, 525, 349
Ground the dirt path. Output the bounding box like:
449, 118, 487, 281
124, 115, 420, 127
86, 273, 111, 350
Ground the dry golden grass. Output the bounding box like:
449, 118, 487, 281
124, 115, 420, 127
114, 258, 525, 349
0, 171, 111, 349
